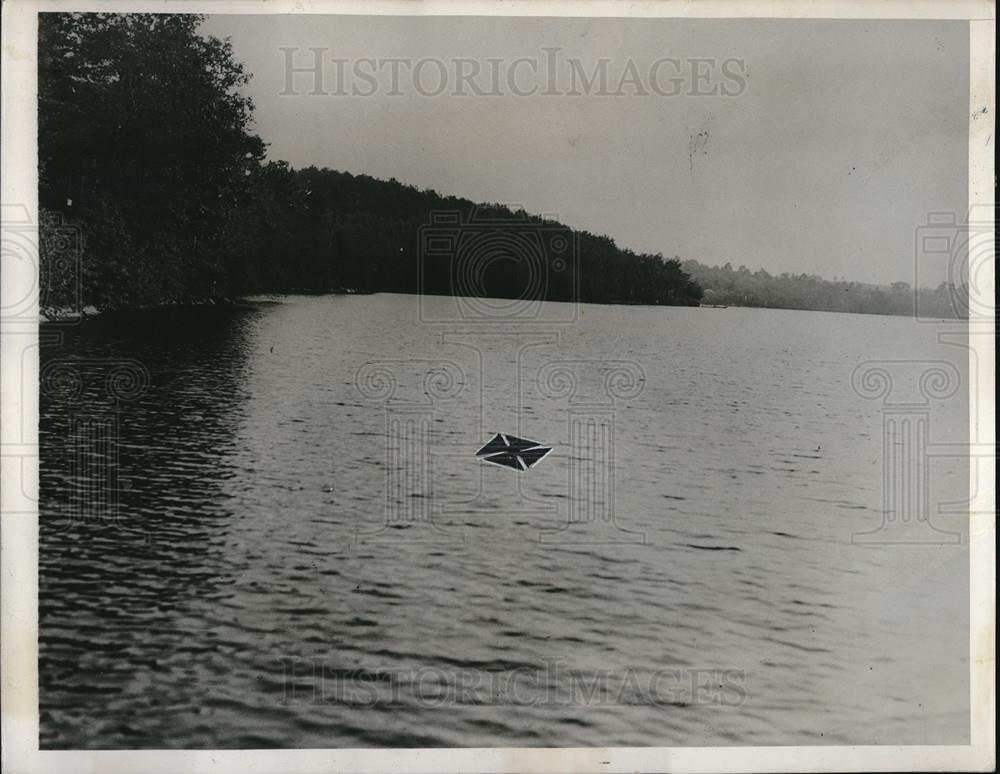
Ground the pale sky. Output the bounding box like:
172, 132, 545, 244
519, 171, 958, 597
200, 16, 969, 286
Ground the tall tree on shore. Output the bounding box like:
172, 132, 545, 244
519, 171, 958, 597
39, 13, 265, 307
38, 12, 705, 311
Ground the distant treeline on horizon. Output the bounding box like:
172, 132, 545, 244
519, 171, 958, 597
38, 13, 965, 320
681, 262, 966, 319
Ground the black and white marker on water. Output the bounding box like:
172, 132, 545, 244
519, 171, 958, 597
475, 433, 553, 471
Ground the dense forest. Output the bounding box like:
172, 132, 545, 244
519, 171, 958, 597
38, 12, 701, 314
681, 261, 966, 318
38, 13, 962, 319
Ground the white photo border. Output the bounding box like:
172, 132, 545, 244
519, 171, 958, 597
1, 1, 994, 772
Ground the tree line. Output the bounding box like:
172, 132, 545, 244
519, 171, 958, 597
38, 12, 703, 314
681, 261, 967, 319
39, 13, 956, 319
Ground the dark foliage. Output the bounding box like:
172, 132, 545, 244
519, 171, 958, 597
218, 163, 704, 306
40, 13, 947, 318
39, 13, 265, 308
38, 12, 702, 312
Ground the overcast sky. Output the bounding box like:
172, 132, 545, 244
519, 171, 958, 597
200, 16, 968, 286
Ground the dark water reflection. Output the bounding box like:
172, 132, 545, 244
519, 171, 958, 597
40, 306, 260, 746
39, 296, 969, 749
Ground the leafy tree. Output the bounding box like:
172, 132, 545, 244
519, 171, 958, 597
39, 13, 704, 311
39, 12, 265, 308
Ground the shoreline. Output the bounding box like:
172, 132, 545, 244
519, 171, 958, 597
38, 286, 380, 323
40, 298, 237, 323
38, 291, 963, 323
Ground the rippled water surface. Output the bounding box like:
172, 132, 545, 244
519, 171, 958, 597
40, 294, 969, 748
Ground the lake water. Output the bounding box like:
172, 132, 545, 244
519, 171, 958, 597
39, 294, 969, 748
